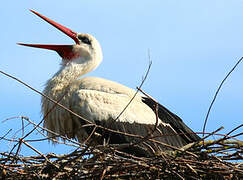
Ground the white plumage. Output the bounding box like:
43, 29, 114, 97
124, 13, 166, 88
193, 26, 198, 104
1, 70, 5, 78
19, 10, 200, 157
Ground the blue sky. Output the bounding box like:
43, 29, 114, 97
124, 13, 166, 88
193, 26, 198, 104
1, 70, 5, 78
0, 1, 242, 155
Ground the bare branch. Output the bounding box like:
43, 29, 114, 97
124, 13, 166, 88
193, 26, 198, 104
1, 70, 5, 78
202, 57, 243, 139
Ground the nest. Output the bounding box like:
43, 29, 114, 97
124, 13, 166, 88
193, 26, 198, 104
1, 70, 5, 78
0, 122, 242, 180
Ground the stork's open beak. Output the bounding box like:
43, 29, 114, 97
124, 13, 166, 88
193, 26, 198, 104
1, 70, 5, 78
18, 10, 79, 59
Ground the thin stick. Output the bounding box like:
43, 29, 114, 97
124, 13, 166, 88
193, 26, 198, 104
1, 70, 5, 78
21, 140, 57, 167
114, 60, 152, 121
0, 70, 94, 125
202, 57, 243, 138
0, 129, 12, 141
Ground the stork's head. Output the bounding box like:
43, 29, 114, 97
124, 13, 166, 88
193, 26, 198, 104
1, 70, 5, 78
18, 10, 103, 71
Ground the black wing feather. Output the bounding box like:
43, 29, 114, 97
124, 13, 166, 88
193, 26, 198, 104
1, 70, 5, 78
142, 97, 201, 143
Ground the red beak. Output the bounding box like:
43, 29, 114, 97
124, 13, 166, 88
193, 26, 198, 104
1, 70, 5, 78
18, 10, 80, 59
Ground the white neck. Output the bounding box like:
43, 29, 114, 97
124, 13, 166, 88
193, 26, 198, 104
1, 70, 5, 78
45, 56, 101, 93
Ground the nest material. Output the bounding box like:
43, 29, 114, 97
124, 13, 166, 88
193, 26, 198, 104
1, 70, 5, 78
0, 130, 242, 180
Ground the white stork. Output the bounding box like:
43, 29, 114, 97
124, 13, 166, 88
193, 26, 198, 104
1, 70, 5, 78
19, 10, 200, 156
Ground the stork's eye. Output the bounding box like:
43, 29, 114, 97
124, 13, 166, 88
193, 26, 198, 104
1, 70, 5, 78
78, 36, 91, 45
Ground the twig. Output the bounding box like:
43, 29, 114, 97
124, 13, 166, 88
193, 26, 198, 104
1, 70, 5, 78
0, 129, 12, 141
21, 140, 57, 168
114, 60, 152, 121
0, 70, 94, 126
202, 57, 243, 139
21, 116, 82, 147
226, 124, 243, 136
